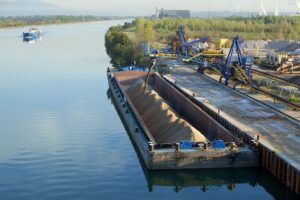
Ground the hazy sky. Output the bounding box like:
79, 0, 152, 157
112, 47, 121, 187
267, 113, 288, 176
44, 0, 298, 12
0, 0, 299, 16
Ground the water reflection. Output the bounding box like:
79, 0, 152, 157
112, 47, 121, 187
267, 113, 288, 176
23, 36, 42, 44
142, 168, 298, 200
108, 89, 299, 200
143, 168, 258, 192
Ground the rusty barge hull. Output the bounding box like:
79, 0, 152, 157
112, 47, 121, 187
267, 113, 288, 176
107, 69, 259, 170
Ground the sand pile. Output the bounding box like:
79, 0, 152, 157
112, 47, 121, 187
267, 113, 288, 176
126, 79, 207, 144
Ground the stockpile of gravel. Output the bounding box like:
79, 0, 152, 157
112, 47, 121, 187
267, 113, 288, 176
242, 40, 268, 49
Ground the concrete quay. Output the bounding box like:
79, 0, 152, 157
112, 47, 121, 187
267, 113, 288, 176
164, 65, 300, 194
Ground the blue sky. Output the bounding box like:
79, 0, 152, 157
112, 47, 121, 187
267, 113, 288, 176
0, 0, 299, 16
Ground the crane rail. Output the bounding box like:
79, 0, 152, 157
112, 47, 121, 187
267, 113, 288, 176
251, 85, 300, 110
178, 56, 300, 109
252, 69, 300, 88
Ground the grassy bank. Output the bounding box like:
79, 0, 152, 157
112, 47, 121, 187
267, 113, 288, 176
0, 15, 127, 28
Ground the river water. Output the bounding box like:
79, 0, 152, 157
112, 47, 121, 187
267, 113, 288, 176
0, 20, 297, 200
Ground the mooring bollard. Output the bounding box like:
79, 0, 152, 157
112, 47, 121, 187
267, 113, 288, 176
175, 143, 180, 151
251, 139, 259, 148
203, 142, 208, 150
148, 142, 154, 152
229, 142, 237, 151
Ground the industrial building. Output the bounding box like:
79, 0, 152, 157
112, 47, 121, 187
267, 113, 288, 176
155, 8, 190, 18
262, 41, 300, 71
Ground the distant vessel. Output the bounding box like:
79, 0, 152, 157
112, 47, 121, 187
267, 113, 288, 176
23, 28, 42, 40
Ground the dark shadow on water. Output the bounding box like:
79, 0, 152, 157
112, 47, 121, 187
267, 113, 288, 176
107, 89, 299, 199
23, 37, 42, 44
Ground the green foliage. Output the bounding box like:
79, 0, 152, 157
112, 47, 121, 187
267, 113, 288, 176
0, 16, 124, 28
123, 21, 135, 29
105, 26, 132, 67
130, 16, 300, 42
289, 95, 299, 103
136, 17, 145, 41
105, 26, 149, 68
144, 21, 154, 42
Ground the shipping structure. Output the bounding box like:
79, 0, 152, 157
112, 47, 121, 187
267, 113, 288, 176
23, 28, 42, 42
107, 69, 259, 169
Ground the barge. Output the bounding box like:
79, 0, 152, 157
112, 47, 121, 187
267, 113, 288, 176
107, 68, 259, 169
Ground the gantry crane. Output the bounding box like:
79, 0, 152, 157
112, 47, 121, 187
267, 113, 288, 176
219, 36, 253, 86
176, 26, 208, 56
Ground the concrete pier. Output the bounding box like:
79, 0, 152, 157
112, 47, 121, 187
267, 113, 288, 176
164, 65, 300, 194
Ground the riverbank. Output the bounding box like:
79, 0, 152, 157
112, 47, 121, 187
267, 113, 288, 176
0, 15, 130, 29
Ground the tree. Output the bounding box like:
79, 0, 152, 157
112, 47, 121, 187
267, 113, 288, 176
144, 21, 154, 43
105, 26, 134, 66
136, 17, 145, 41
105, 25, 149, 68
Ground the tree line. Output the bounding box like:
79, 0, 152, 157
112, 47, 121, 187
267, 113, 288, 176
132, 16, 300, 43
0, 16, 123, 28
106, 16, 300, 68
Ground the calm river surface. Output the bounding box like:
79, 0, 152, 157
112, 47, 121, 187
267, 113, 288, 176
0, 20, 297, 200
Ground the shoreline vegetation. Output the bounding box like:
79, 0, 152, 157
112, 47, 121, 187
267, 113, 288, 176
105, 24, 150, 68
105, 16, 300, 68
0, 15, 130, 28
